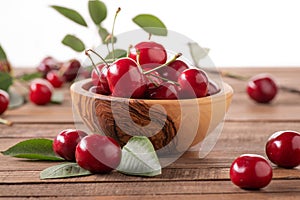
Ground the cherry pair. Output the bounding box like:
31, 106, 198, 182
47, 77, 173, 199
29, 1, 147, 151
230, 130, 300, 190
53, 129, 121, 173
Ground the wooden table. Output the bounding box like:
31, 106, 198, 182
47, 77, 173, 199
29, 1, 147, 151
0, 67, 299, 199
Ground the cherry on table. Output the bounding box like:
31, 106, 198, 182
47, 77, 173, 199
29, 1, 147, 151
37, 56, 60, 78
46, 70, 64, 88
75, 134, 121, 173
0, 89, 9, 115
61, 59, 81, 82
178, 68, 209, 99
247, 74, 278, 103
230, 154, 273, 190
266, 130, 300, 168
91, 63, 110, 95
158, 60, 189, 82
129, 41, 167, 69
107, 57, 147, 98
53, 129, 88, 161
147, 82, 179, 100
29, 79, 53, 105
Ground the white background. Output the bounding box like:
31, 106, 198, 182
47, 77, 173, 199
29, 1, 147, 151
1, 0, 300, 68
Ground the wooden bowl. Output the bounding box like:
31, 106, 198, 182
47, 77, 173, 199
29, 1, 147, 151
71, 79, 233, 155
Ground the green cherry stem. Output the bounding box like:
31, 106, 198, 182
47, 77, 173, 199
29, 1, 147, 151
149, 73, 180, 86
111, 7, 121, 61
0, 117, 13, 126
144, 53, 182, 75
85, 50, 101, 76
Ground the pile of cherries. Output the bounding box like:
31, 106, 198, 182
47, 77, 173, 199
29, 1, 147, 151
230, 130, 300, 190
53, 129, 121, 173
90, 41, 216, 99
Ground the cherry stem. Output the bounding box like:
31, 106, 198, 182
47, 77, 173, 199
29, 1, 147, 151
85, 50, 101, 76
86, 49, 109, 66
149, 73, 180, 86
279, 85, 300, 94
135, 50, 144, 74
148, 33, 152, 40
127, 44, 133, 57
111, 7, 121, 61
144, 53, 182, 75
0, 117, 13, 126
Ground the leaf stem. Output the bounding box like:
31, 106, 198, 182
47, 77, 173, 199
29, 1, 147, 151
111, 7, 121, 61
144, 53, 182, 75
0, 117, 13, 126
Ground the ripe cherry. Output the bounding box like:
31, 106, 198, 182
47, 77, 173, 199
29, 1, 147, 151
53, 129, 88, 161
61, 59, 81, 82
75, 134, 121, 173
266, 130, 300, 168
207, 82, 220, 96
46, 70, 64, 88
178, 68, 209, 99
143, 67, 163, 90
91, 63, 110, 95
230, 154, 273, 190
129, 41, 167, 69
158, 60, 189, 82
0, 89, 9, 115
107, 58, 147, 98
37, 56, 60, 78
247, 74, 278, 103
147, 82, 179, 100
29, 79, 53, 105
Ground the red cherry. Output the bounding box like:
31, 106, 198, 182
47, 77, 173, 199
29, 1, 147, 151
247, 74, 278, 103
158, 60, 189, 82
29, 79, 53, 105
230, 154, 273, 190
91, 64, 110, 95
266, 130, 300, 168
147, 82, 179, 100
53, 129, 87, 161
75, 134, 121, 173
129, 41, 167, 69
46, 70, 64, 88
143, 67, 163, 90
61, 59, 81, 82
178, 68, 209, 99
0, 89, 9, 115
37, 56, 60, 78
207, 82, 220, 96
107, 58, 147, 98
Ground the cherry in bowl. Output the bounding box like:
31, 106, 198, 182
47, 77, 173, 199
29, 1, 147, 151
230, 154, 273, 190
266, 130, 300, 168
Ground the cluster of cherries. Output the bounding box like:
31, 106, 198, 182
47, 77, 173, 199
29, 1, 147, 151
53, 129, 121, 173
29, 57, 82, 105
230, 130, 300, 190
89, 41, 215, 100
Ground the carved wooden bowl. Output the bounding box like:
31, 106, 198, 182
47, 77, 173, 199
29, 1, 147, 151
71, 79, 233, 155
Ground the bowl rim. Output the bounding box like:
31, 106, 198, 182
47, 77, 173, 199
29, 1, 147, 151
70, 78, 233, 105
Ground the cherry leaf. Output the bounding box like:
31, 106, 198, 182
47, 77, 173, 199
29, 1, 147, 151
51, 91, 64, 104
1, 139, 64, 161
0, 44, 7, 60
0, 72, 13, 92
117, 136, 161, 177
51, 5, 87, 27
132, 14, 167, 36
88, 0, 107, 25
62, 34, 85, 52
98, 26, 117, 44
8, 89, 25, 109
105, 49, 127, 60
40, 163, 92, 179
188, 42, 210, 67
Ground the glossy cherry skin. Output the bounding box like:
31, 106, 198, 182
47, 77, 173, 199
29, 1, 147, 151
266, 130, 300, 168
143, 67, 163, 90
147, 82, 179, 100
61, 59, 81, 82
247, 74, 278, 103
0, 89, 9, 115
206, 82, 220, 96
178, 68, 209, 99
53, 129, 87, 161
75, 134, 121, 173
129, 41, 167, 69
46, 70, 64, 88
29, 79, 53, 105
91, 64, 110, 95
158, 60, 189, 82
107, 58, 147, 98
37, 56, 60, 78
230, 154, 273, 190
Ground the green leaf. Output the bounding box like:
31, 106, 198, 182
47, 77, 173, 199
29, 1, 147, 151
0, 44, 7, 60
51, 5, 87, 27
40, 163, 92, 179
0, 72, 13, 91
98, 26, 117, 44
88, 0, 107, 25
17, 72, 42, 82
51, 91, 64, 104
132, 14, 167, 36
117, 136, 161, 177
62, 34, 85, 52
105, 49, 127, 60
8, 89, 25, 109
188, 42, 210, 67
1, 139, 64, 161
